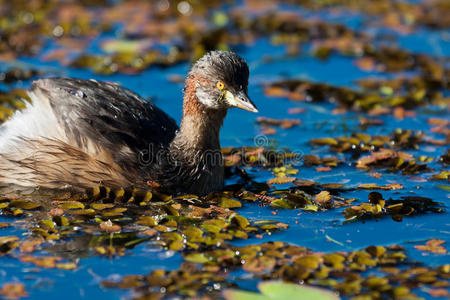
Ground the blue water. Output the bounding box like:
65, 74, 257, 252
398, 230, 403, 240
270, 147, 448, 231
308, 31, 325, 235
0, 3, 449, 299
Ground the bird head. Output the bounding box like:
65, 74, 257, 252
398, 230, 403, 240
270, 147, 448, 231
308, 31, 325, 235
188, 50, 258, 113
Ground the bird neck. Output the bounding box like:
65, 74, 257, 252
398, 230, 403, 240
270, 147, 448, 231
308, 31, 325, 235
156, 76, 226, 195
171, 76, 226, 153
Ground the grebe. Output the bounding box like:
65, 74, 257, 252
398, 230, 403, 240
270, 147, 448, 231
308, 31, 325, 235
0, 51, 257, 195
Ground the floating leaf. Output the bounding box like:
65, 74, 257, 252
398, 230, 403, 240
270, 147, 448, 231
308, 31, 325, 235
414, 239, 447, 254
357, 183, 404, 190
267, 177, 296, 185
91, 203, 115, 210
19, 255, 63, 268
218, 198, 242, 208
223, 281, 339, 300
0, 283, 28, 299
0, 222, 10, 229
100, 220, 121, 233
9, 200, 41, 210
310, 138, 338, 146
0, 236, 20, 255
56, 262, 78, 270
315, 191, 332, 208
184, 253, 210, 264
101, 39, 152, 54
58, 201, 85, 210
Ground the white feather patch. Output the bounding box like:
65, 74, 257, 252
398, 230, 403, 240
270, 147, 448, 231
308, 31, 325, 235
0, 89, 68, 153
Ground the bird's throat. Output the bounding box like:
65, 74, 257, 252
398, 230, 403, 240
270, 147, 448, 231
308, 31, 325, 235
172, 78, 226, 152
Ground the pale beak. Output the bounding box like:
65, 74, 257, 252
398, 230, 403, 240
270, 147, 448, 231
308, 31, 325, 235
224, 90, 258, 113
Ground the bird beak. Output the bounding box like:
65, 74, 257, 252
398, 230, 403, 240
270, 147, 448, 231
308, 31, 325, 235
224, 90, 258, 113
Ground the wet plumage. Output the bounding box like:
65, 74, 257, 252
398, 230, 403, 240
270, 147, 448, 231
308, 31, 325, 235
0, 51, 257, 195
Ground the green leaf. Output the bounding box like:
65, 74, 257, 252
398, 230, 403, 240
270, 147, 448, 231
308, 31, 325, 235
259, 281, 339, 299
270, 199, 294, 209
9, 199, 41, 210
184, 253, 209, 264
91, 203, 115, 210
223, 290, 268, 300
437, 184, 450, 192
223, 281, 339, 300
219, 198, 242, 208
101, 39, 152, 54
58, 201, 85, 210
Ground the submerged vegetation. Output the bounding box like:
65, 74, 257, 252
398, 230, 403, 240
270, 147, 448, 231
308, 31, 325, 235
0, 0, 449, 299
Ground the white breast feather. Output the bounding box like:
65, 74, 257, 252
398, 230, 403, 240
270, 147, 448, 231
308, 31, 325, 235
0, 89, 68, 153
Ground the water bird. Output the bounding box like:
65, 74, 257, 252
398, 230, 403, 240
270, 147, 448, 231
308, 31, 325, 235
0, 51, 257, 195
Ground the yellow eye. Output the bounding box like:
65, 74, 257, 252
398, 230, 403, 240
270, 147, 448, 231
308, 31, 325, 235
216, 81, 224, 90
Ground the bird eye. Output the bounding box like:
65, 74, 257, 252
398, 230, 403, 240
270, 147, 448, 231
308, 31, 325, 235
216, 81, 225, 90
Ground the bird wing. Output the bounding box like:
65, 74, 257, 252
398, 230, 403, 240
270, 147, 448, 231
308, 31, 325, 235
30, 77, 179, 172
